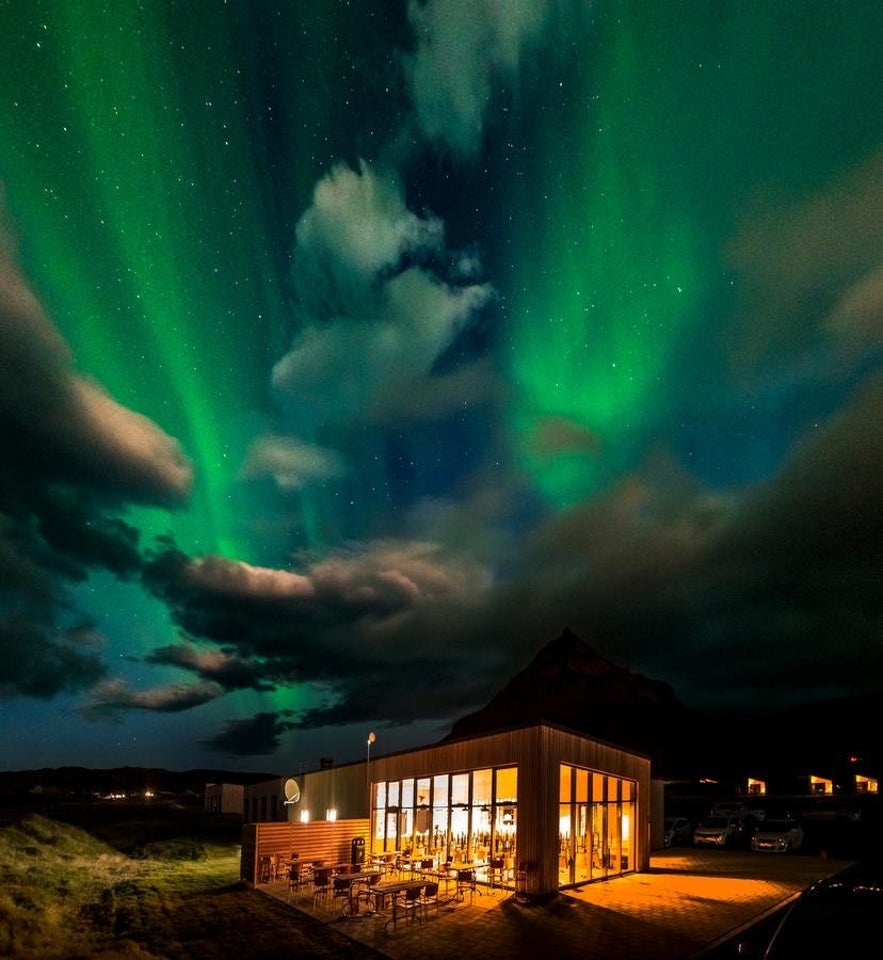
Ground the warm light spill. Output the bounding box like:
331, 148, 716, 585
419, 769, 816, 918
809, 775, 833, 795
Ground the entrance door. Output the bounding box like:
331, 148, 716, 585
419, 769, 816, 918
591, 802, 607, 878
574, 803, 591, 883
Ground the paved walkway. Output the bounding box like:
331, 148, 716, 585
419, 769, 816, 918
258, 848, 851, 960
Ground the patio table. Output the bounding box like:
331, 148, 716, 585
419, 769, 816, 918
368, 878, 425, 924
330, 870, 382, 916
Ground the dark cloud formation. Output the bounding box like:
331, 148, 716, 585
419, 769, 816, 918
502, 372, 883, 712
201, 711, 299, 758
0, 206, 192, 703
0, 619, 105, 699
141, 361, 883, 731
142, 538, 500, 732
145, 641, 277, 692
81, 677, 223, 719
0, 223, 192, 505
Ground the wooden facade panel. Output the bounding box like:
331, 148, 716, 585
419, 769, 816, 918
241, 819, 369, 884
239, 823, 257, 882
370, 728, 528, 782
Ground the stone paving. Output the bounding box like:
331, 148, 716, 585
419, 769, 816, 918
257, 848, 852, 960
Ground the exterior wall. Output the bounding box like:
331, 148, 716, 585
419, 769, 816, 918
244, 777, 287, 822
204, 782, 244, 815
286, 762, 367, 823
650, 778, 666, 849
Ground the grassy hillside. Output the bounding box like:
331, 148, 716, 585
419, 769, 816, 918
0, 806, 379, 960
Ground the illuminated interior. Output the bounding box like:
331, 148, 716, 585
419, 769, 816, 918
371, 766, 518, 880
746, 778, 767, 796
856, 775, 878, 794
558, 764, 636, 888
809, 775, 833, 795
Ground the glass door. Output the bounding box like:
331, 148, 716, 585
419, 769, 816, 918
591, 801, 607, 878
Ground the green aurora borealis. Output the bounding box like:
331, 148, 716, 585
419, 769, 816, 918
1, 0, 882, 769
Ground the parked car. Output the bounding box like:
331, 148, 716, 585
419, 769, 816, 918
750, 818, 804, 853
737, 861, 883, 957
693, 815, 742, 847
663, 816, 692, 847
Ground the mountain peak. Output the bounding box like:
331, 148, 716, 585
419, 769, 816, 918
442, 627, 695, 775
530, 626, 621, 679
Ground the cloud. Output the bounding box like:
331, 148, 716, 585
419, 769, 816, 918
272, 160, 496, 432
201, 710, 299, 757
404, 0, 552, 156
81, 676, 223, 718
725, 146, 883, 375
0, 230, 192, 505
116, 371, 883, 733
0, 203, 194, 702
481, 370, 883, 713
0, 619, 106, 699
141, 537, 498, 726
239, 435, 347, 492
527, 415, 602, 460
145, 641, 276, 692
144, 539, 488, 643
287, 159, 445, 316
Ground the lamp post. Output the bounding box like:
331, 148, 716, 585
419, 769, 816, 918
366, 731, 376, 811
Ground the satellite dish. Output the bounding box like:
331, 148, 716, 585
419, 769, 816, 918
283, 777, 301, 804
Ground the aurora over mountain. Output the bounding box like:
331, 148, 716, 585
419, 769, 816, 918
1, 0, 882, 771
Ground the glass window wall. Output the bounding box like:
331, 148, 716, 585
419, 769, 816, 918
559, 763, 636, 888
371, 765, 518, 881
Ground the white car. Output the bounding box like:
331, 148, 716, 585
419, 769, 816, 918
750, 818, 804, 853
693, 816, 741, 847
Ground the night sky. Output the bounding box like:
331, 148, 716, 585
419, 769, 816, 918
1, 0, 882, 773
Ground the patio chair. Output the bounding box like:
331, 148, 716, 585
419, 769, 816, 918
418, 880, 439, 919
287, 859, 312, 900
332, 875, 355, 917
487, 856, 507, 891
397, 884, 423, 927
456, 868, 477, 903
355, 871, 383, 914
311, 867, 332, 908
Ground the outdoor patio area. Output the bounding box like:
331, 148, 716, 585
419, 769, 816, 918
255, 847, 852, 960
